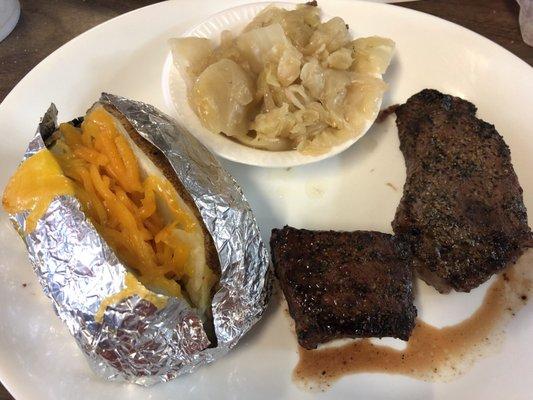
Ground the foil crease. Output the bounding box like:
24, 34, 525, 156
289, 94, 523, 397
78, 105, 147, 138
9, 94, 272, 385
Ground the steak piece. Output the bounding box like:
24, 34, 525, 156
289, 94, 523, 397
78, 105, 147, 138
270, 226, 416, 349
393, 89, 532, 293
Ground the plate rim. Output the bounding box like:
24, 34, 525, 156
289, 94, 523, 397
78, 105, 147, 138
2, 0, 533, 110
0, 1, 532, 399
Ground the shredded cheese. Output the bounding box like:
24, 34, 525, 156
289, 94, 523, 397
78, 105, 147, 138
2, 106, 217, 322
95, 272, 168, 323
52, 107, 214, 316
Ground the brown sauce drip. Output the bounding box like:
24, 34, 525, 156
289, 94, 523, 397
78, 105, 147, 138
295, 250, 533, 388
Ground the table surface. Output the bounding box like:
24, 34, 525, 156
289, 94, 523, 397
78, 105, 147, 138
0, 0, 531, 398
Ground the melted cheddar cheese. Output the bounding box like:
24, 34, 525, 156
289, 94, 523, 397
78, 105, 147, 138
3, 106, 216, 321
95, 272, 168, 322
2, 149, 74, 232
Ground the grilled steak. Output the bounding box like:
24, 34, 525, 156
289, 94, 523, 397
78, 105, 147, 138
393, 89, 532, 293
270, 226, 416, 349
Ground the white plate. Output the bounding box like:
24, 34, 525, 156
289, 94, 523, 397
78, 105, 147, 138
162, 2, 383, 167
0, 1, 532, 399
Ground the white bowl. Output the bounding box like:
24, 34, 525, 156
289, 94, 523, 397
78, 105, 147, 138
162, 1, 384, 168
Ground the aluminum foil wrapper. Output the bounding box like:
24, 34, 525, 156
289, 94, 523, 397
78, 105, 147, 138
9, 94, 272, 385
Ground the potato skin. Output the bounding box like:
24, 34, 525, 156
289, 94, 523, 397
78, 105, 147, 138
103, 104, 221, 282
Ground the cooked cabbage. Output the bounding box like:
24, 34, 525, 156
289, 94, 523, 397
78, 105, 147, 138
252, 103, 295, 138
169, 37, 213, 81
327, 47, 353, 70
170, 4, 395, 154
351, 36, 396, 75
305, 17, 351, 55
300, 59, 325, 99
344, 74, 388, 126
237, 23, 289, 74
191, 58, 254, 136
243, 4, 320, 51
277, 45, 303, 86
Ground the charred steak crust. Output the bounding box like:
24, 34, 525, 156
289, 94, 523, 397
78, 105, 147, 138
270, 226, 417, 349
393, 89, 532, 293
